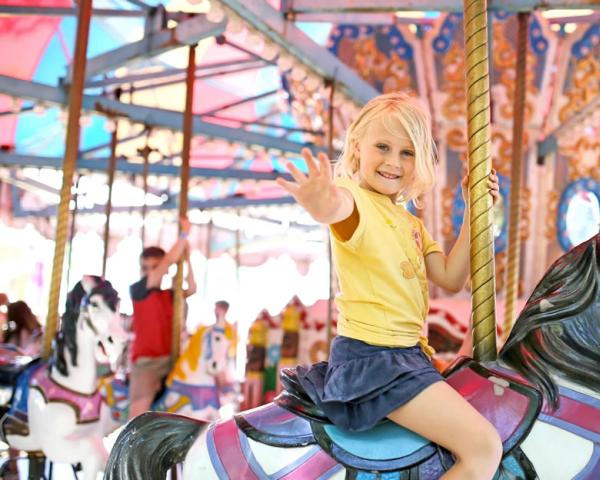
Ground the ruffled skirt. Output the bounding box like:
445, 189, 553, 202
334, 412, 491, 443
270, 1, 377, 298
297, 336, 443, 432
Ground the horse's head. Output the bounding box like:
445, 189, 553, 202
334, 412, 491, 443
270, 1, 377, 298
500, 233, 600, 409
202, 323, 229, 377
54, 276, 127, 376
169, 322, 231, 385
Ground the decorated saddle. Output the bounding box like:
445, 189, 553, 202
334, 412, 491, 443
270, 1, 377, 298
276, 358, 542, 479
235, 402, 315, 447
1, 361, 104, 441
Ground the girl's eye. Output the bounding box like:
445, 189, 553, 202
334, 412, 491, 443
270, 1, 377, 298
401, 150, 415, 157
376, 144, 389, 152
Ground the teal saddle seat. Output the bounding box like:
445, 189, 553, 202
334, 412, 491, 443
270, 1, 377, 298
312, 420, 437, 471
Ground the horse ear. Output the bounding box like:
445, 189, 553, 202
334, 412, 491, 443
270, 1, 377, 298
80, 275, 98, 295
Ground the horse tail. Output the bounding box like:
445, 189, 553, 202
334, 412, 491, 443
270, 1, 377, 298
104, 412, 206, 480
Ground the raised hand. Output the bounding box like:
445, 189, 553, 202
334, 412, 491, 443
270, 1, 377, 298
461, 169, 500, 205
276, 148, 338, 222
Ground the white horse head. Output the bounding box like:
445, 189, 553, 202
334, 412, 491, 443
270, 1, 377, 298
80, 275, 128, 371
169, 322, 230, 386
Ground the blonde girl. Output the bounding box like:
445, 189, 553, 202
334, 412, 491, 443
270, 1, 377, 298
277, 92, 502, 480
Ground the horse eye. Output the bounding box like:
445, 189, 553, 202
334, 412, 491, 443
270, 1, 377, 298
215, 336, 221, 342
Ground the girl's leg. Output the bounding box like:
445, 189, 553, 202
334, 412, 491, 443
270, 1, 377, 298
387, 381, 502, 480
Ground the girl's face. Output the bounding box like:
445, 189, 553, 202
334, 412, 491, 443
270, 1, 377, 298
355, 116, 415, 202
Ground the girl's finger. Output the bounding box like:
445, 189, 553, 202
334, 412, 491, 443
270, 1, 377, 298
276, 177, 300, 195
302, 148, 319, 177
317, 152, 331, 179
286, 162, 308, 184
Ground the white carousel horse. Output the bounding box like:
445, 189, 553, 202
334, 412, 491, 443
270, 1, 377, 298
100, 319, 232, 429
105, 234, 600, 480
1, 275, 127, 480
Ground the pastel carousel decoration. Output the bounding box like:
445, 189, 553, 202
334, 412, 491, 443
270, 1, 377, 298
275, 296, 306, 395
105, 234, 600, 480
241, 310, 270, 411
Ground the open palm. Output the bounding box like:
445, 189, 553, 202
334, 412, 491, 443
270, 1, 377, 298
276, 148, 335, 216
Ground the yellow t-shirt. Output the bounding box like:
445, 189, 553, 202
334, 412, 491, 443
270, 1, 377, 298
330, 177, 443, 355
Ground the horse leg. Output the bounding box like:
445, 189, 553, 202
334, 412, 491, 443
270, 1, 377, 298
27, 454, 46, 480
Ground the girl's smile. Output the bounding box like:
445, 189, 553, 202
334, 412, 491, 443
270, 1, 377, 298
355, 117, 416, 202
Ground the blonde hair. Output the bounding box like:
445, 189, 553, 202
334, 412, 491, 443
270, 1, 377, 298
334, 92, 437, 207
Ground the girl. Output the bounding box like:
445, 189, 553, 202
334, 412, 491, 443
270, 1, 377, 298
276, 92, 502, 480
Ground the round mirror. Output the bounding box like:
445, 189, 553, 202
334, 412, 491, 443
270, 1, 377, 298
557, 178, 600, 251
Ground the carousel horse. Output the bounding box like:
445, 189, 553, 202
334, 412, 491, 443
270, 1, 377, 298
105, 234, 600, 480
0, 276, 127, 480
101, 320, 231, 426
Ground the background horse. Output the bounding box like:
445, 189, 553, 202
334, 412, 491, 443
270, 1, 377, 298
101, 319, 232, 431
105, 234, 600, 480
1, 276, 127, 480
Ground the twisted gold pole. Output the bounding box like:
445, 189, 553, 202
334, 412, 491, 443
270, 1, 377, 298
102, 121, 118, 278
463, 0, 497, 362
503, 12, 529, 342
43, 0, 92, 359
171, 45, 195, 365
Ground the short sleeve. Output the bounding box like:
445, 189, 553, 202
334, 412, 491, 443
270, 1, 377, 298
329, 177, 368, 250
130, 277, 149, 301
418, 219, 443, 256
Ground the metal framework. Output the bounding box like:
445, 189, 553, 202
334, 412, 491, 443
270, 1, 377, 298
0, 76, 323, 156
0, 152, 293, 181
66, 14, 227, 82
219, 0, 379, 105
285, 0, 600, 12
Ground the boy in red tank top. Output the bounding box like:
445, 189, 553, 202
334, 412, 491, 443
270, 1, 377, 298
128, 217, 196, 419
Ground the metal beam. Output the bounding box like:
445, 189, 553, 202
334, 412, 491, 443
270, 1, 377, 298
290, 12, 438, 24
286, 0, 600, 12
218, 0, 379, 105
0, 6, 148, 17
115, 60, 265, 95
66, 14, 227, 81
12, 194, 296, 218
84, 58, 258, 88
199, 89, 278, 116
0, 152, 293, 181
0, 75, 322, 155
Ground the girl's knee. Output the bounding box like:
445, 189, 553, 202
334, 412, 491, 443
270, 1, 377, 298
474, 425, 503, 463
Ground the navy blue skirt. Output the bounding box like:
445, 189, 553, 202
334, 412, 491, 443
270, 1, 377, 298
297, 336, 444, 432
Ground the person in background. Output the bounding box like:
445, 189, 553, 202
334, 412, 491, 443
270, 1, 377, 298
4, 300, 42, 356
128, 216, 196, 419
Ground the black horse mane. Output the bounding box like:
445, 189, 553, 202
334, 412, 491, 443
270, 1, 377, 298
500, 234, 600, 410
53, 276, 119, 376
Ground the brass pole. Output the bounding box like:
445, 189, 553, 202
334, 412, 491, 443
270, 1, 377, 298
171, 45, 195, 365
102, 119, 119, 278
503, 12, 529, 341
463, 0, 497, 362
65, 175, 80, 291
43, 0, 92, 359
140, 143, 150, 245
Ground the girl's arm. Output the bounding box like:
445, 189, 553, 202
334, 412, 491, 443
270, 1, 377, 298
276, 148, 354, 225
425, 171, 500, 293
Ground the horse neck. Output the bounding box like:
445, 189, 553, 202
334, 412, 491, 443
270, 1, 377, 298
50, 312, 99, 395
